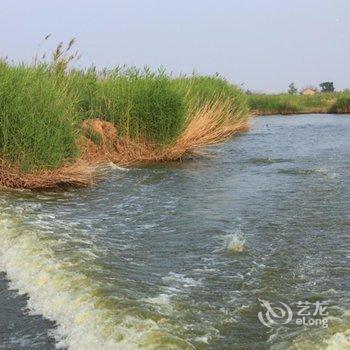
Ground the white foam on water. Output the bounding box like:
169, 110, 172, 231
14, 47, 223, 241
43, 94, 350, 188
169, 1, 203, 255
143, 294, 174, 314
0, 213, 192, 350
107, 162, 129, 171
326, 332, 350, 349
226, 227, 246, 253
162, 272, 203, 289
315, 167, 337, 180
194, 335, 209, 344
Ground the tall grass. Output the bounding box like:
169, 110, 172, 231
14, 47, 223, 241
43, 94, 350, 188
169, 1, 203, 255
171, 76, 248, 120
0, 61, 78, 171
91, 74, 186, 145
65, 68, 99, 118
248, 92, 350, 115
248, 94, 300, 114
62, 68, 187, 145
330, 97, 350, 114
0, 42, 249, 182
63, 69, 248, 148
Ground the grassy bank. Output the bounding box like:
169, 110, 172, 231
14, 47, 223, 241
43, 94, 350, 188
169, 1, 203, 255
329, 96, 350, 114
248, 92, 350, 115
0, 55, 249, 189
0, 62, 79, 171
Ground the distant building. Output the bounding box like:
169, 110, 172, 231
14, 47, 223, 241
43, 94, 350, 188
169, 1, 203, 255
301, 88, 317, 96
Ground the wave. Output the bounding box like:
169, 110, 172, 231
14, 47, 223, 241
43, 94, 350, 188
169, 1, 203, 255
248, 157, 292, 165
326, 332, 350, 349
226, 227, 246, 253
0, 212, 193, 350
278, 167, 337, 179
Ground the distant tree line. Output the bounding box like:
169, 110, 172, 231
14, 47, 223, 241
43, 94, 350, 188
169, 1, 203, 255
245, 82, 343, 95
287, 82, 335, 94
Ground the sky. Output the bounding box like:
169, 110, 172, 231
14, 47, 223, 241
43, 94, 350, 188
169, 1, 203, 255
1, 0, 349, 92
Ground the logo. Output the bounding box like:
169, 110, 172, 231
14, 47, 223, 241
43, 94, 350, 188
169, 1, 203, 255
258, 299, 329, 328
258, 299, 293, 327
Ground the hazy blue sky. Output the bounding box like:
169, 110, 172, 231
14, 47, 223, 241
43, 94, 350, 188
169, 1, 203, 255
1, 0, 349, 92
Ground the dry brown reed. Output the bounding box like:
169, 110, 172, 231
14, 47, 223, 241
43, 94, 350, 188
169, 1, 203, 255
0, 160, 94, 190
0, 102, 249, 190
84, 101, 249, 165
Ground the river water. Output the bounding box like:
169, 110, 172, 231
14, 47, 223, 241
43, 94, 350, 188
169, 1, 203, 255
0, 114, 349, 350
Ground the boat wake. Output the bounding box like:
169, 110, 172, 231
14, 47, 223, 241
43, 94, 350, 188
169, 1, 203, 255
0, 211, 192, 350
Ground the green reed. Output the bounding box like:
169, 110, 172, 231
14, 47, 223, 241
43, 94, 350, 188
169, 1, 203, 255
0, 49, 248, 172
0, 61, 78, 171
248, 92, 350, 115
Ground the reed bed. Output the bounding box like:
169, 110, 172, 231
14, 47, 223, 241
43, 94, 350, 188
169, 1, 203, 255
248, 92, 350, 115
330, 97, 350, 114
0, 44, 249, 189
0, 62, 79, 171
0, 160, 93, 189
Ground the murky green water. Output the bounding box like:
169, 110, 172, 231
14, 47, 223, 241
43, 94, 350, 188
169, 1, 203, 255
0, 114, 349, 349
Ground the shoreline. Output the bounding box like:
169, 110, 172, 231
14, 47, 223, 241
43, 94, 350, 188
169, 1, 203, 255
2, 110, 349, 191
3, 110, 350, 191
248, 92, 350, 116
253, 110, 350, 116
0, 58, 250, 190
2, 53, 347, 191
0, 117, 249, 190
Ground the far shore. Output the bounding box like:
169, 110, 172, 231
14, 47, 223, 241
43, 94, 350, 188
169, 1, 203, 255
248, 92, 350, 116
